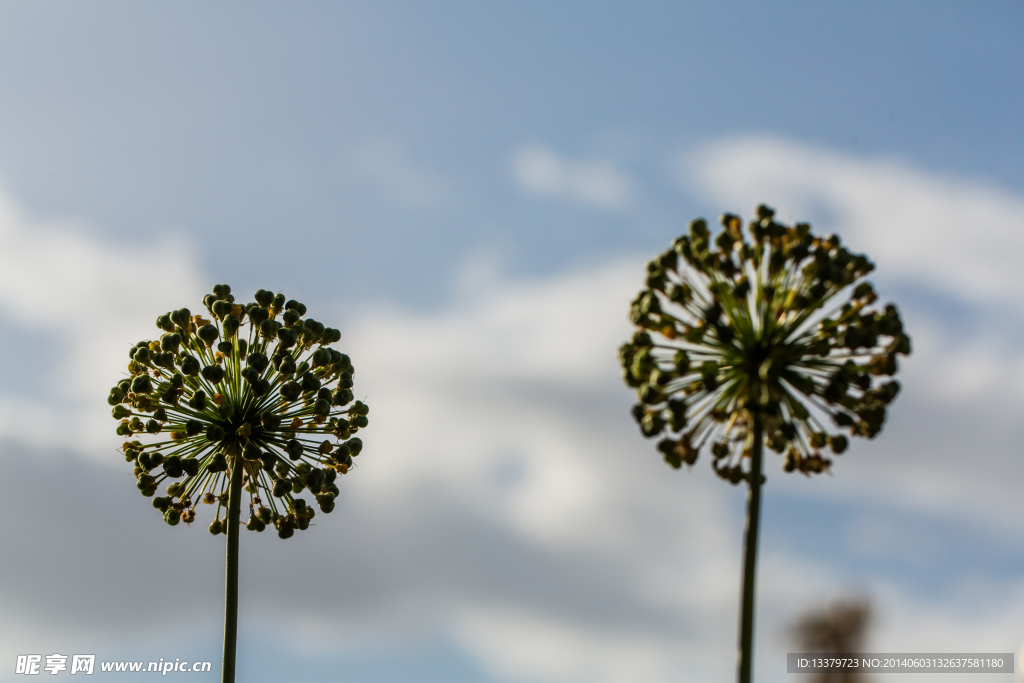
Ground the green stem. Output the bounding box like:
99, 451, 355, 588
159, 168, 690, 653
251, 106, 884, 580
738, 415, 763, 683
221, 452, 244, 683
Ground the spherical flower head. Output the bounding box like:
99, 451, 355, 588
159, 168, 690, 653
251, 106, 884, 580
619, 206, 910, 483
109, 286, 367, 535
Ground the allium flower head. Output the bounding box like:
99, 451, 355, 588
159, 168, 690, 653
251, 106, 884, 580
619, 205, 910, 481
109, 285, 367, 538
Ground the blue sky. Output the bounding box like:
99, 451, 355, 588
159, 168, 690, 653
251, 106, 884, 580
0, 2, 1023, 682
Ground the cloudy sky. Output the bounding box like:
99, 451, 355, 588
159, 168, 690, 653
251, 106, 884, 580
1, 2, 1023, 682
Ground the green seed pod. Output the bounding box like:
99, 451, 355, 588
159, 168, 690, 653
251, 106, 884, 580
351, 415, 368, 428
152, 496, 171, 511
207, 452, 228, 472
188, 391, 207, 411
313, 398, 331, 416
111, 404, 131, 419
242, 443, 262, 461
259, 319, 282, 338
337, 371, 354, 390
163, 455, 184, 478
197, 323, 219, 347
285, 300, 307, 315
133, 346, 151, 364
276, 327, 298, 349
247, 352, 269, 373
206, 425, 225, 441
169, 308, 191, 327
181, 457, 200, 477
285, 439, 303, 460
155, 314, 174, 332
291, 480, 304, 493
282, 309, 301, 327
222, 314, 240, 337
317, 493, 336, 513
272, 478, 292, 497
261, 412, 282, 430
185, 419, 202, 437
322, 327, 342, 344
130, 375, 153, 394
278, 525, 294, 539
280, 381, 301, 402
209, 519, 223, 535
164, 510, 181, 526
212, 284, 231, 298
160, 333, 182, 353
180, 355, 200, 376
332, 388, 354, 406
252, 289, 273, 307
211, 300, 233, 319
311, 348, 331, 367
202, 365, 225, 384
346, 437, 363, 456
248, 305, 269, 324
146, 419, 162, 434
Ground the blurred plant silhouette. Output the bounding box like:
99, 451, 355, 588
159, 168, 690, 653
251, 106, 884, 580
793, 599, 873, 683
619, 205, 909, 682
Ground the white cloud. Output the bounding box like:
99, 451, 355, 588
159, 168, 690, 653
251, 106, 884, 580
684, 136, 1024, 310
511, 144, 633, 210
0, 192, 205, 456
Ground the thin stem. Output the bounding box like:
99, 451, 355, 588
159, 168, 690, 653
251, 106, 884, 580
221, 450, 244, 683
738, 415, 763, 683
